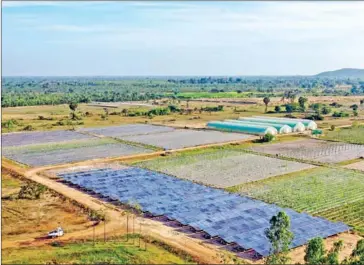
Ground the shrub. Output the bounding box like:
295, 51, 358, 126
262, 133, 275, 142
23, 125, 34, 131
321, 106, 332, 115
305, 114, 324, 121
332, 111, 349, 118
18, 183, 46, 200
330, 125, 336, 131
274, 106, 281, 113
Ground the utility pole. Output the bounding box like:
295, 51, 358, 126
139, 223, 141, 248
104, 219, 106, 243
126, 214, 129, 242
93, 225, 95, 247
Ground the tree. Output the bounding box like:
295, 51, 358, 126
69, 102, 78, 112
263, 133, 274, 142
298, 96, 308, 111
121, 108, 128, 116
304, 237, 326, 264
350, 104, 359, 111
275, 106, 281, 113
322, 106, 332, 115
360, 99, 364, 105
263, 97, 271, 113
265, 211, 294, 264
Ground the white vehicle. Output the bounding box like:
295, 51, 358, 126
48, 227, 64, 238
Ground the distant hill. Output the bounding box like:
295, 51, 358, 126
316, 68, 364, 78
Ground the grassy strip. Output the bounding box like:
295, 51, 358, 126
2, 236, 196, 264
322, 126, 364, 145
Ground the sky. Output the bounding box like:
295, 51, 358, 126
2, 1, 364, 76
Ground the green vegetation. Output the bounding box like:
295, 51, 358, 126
2, 237, 195, 264
265, 211, 294, 265
18, 182, 46, 200
262, 133, 275, 143
231, 168, 364, 233
323, 125, 364, 144
3, 76, 364, 107
304, 237, 343, 265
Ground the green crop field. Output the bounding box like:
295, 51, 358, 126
323, 125, 364, 144
2, 237, 195, 264
229, 167, 364, 233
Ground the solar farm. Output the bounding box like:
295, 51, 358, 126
2, 121, 363, 262
235, 167, 364, 233
56, 166, 349, 257
136, 149, 315, 188
250, 138, 364, 164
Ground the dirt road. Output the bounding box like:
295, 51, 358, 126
2, 160, 244, 264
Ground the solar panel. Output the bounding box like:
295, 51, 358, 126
57, 166, 350, 257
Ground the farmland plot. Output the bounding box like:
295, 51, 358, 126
121, 129, 254, 150
323, 126, 364, 144
235, 167, 364, 232
78, 124, 175, 138
2, 130, 94, 147
136, 149, 315, 188
250, 138, 364, 164
2, 138, 153, 166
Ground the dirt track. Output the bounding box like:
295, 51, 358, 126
2, 159, 245, 264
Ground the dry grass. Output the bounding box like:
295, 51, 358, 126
1, 170, 92, 248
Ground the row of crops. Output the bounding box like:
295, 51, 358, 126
233, 167, 364, 233
135, 149, 315, 188
2, 138, 152, 166
250, 138, 364, 164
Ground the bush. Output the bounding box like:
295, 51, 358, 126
262, 133, 274, 142
18, 183, 46, 200
305, 114, 324, 121
274, 106, 281, 113
332, 111, 349, 118
330, 125, 336, 131
38, 116, 53, 121
23, 125, 34, 131
321, 106, 332, 115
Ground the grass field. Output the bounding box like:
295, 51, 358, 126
323, 126, 364, 144
229, 167, 364, 233
2, 237, 195, 264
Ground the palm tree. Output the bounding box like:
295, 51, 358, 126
263, 97, 271, 113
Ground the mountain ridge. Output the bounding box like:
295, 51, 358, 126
316, 68, 364, 78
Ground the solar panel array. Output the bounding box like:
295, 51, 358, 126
58, 167, 350, 257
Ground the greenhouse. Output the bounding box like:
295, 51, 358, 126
254, 116, 318, 130
207, 121, 278, 136
239, 117, 306, 132
226, 119, 292, 134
